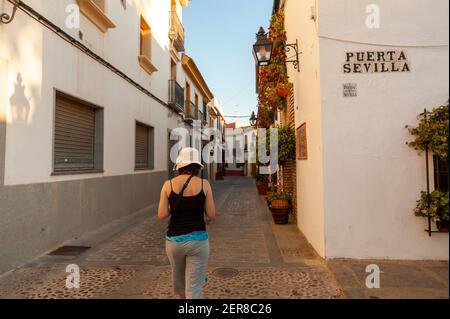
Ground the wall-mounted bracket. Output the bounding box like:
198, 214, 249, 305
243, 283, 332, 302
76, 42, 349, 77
1, 0, 20, 24
285, 39, 302, 72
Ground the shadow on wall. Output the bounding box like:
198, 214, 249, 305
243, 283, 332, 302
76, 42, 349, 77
9, 73, 31, 124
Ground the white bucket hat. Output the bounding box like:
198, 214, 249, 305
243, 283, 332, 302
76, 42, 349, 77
174, 147, 204, 171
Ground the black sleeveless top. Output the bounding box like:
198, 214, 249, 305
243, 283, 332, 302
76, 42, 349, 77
167, 176, 207, 237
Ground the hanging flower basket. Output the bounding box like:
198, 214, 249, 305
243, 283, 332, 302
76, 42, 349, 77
277, 86, 289, 97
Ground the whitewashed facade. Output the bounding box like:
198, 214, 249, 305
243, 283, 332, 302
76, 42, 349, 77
0, 0, 216, 274
281, 0, 449, 260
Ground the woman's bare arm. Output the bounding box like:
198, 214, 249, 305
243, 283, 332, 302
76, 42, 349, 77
157, 181, 170, 220
204, 180, 216, 221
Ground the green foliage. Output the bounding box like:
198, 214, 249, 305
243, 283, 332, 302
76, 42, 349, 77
407, 101, 449, 159
277, 126, 296, 163
408, 101, 449, 224
256, 174, 269, 184
262, 126, 296, 164
413, 190, 449, 221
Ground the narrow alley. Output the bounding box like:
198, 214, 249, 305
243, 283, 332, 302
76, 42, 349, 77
0, 177, 343, 299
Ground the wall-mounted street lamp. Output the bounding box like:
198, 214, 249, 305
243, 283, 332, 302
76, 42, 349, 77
249, 111, 258, 127
252, 26, 301, 72
1, 0, 20, 24
252, 27, 273, 67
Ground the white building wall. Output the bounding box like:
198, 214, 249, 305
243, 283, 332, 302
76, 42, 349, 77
318, 0, 449, 260
0, 0, 182, 186
285, 0, 326, 257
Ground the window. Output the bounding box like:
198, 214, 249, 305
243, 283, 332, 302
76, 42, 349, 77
185, 81, 191, 116
434, 156, 449, 192
170, 58, 177, 80
135, 122, 154, 170
76, 0, 115, 33
195, 94, 199, 119
138, 16, 158, 74
53, 91, 103, 174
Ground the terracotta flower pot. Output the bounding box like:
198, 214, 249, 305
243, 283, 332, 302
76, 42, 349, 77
270, 207, 290, 224
271, 199, 290, 209
256, 183, 268, 195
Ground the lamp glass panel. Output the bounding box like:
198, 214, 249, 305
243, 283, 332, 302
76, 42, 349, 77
255, 44, 272, 65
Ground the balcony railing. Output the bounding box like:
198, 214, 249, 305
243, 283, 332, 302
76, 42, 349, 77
168, 80, 184, 112
169, 11, 185, 52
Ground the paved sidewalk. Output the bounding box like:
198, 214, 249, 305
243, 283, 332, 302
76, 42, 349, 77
328, 259, 448, 299
0, 177, 343, 299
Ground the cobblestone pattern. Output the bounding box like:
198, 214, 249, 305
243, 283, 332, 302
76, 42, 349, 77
0, 177, 346, 299
0, 266, 136, 299
208, 187, 270, 266
143, 267, 344, 299
85, 218, 169, 266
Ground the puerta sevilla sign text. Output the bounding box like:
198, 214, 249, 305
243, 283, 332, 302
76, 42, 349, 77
343, 50, 411, 74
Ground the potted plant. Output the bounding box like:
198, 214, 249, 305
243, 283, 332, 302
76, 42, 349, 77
268, 192, 292, 224
413, 190, 449, 232
256, 174, 269, 195
266, 185, 278, 204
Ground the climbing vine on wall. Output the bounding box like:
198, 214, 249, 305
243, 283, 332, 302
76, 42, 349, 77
257, 8, 291, 128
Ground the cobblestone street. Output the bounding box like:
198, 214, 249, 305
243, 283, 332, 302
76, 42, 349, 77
0, 177, 344, 299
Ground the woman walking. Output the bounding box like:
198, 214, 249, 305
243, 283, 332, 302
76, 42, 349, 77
158, 147, 216, 299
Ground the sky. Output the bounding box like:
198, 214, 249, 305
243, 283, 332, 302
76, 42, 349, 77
183, 0, 273, 125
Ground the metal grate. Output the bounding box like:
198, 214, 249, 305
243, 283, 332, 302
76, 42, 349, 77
48, 246, 91, 257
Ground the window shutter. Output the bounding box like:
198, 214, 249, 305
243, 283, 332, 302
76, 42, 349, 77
135, 123, 149, 169
54, 94, 96, 172
288, 87, 295, 130
140, 17, 151, 58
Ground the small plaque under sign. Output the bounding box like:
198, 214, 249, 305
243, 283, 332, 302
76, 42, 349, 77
343, 83, 357, 97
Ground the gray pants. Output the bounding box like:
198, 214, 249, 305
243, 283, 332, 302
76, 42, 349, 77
165, 240, 210, 299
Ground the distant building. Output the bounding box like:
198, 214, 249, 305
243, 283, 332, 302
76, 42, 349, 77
224, 123, 256, 177
207, 97, 226, 182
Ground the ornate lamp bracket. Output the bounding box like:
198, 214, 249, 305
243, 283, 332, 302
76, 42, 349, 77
284, 39, 302, 72
1, 0, 20, 24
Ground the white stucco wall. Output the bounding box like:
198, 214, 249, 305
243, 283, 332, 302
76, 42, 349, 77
0, 0, 190, 185
285, 0, 326, 257
318, 0, 449, 259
